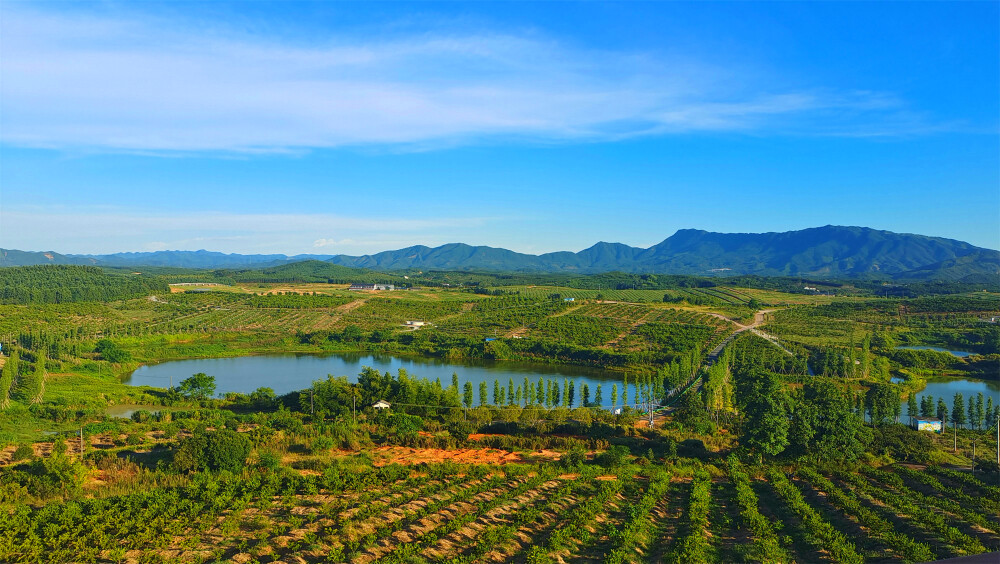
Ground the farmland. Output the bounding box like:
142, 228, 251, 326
0, 264, 998, 563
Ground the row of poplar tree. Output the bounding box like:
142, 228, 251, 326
0, 349, 47, 409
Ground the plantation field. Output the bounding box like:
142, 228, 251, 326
3, 451, 997, 563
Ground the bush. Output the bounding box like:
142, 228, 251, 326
11, 443, 34, 462
869, 425, 932, 463
596, 444, 631, 467
94, 339, 132, 363
559, 444, 587, 468
173, 430, 252, 473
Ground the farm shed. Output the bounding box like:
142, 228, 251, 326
913, 418, 943, 433
372, 400, 391, 410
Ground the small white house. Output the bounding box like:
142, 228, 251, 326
405, 320, 428, 327
564, 297, 575, 302
372, 400, 391, 410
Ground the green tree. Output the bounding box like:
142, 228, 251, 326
493, 379, 501, 406
508, 378, 515, 405
920, 395, 934, 418
676, 390, 713, 434
28, 350, 46, 404
552, 381, 561, 407
0, 349, 17, 410
566, 380, 574, 408
952, 393, 967, 428
178, 372, 216, 400
463, 382, 474, 409
93, 338, 131, 363
790, 380, 869, 462
737, 370, 789, 460
340, 325, 364, 342
906, 394, 918, 425
479, 381, 488, 407
581, 383, 591, 407
611, 383, 618, 408
936, 398, 949, 428
594, 384, 603, 408
865, 383, 898, 426
173, 429, 252, 473
972, 395, 982, 430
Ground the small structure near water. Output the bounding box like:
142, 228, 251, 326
913, 417, 943, 433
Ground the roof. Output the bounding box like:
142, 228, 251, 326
372, 399, 391, 408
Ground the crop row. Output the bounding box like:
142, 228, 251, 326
796, 466, 936, 562
666, 470, 713, 563
764, 467, 863, 564
726, 457, 790, 563
837, 469, 986, 555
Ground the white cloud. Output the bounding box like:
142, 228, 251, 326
0, 6, 932, 153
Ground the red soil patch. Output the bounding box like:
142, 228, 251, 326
372, 446, 560, 466
467, 433, 505, 441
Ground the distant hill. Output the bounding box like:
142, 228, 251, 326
3, 226, 997, 281
0, 249, 332, 269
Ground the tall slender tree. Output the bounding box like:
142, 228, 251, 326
0, 349, 17, 410
479, 381, 488, 407
463, 382, 474, 409
30, 350, 46, 405
968, 396, 976, 430
952, 393, 967, 429
974, 393, 984, 430
936, 398, 949, 428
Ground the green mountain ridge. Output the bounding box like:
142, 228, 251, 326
2, 226, 997, 281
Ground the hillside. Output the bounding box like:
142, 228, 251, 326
3, 226, 997, 280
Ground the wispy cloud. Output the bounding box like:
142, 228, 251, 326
0, 6, 939, 154
0, 206, 498, 255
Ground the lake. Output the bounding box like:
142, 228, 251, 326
903, 376, 999, 417
124, 353, 636, 408
896, 345, 976, 358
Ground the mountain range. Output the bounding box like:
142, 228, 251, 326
3, 226, 998, 281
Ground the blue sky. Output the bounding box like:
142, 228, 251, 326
1, 1, 997, 255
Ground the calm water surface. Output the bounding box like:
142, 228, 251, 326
896, 345, 976, 358
125, 353, 634, 407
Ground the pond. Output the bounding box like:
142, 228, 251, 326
896, 345, 976, 358
124, 353, 636, 408
901, 376, 999, 417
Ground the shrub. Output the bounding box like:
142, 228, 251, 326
11, 443, 34, 462
596, 445, 631, 467
173, 430, 252, 473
